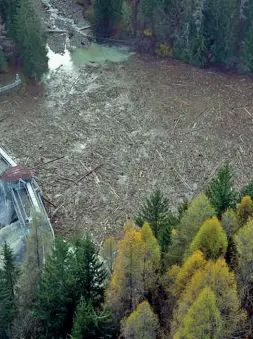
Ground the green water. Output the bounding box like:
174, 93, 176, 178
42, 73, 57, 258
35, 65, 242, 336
71, 43, 133, 65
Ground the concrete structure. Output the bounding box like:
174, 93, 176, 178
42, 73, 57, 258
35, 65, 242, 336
0, 148, 54, 263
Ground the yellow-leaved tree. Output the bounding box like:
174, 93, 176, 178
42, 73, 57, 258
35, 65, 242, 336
140, 222, 161, 293
234, 219, 253, 323
174, 287, 222, 339
189, 217, 228, 260
171, 259, 246, 338
121, 301, 160, 339
166, 194, 215, 265
167, 250, 206, 298
237, 195, 253, 227
105, 229, 146, 317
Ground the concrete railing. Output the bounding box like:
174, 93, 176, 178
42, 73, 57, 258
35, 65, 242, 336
0, 74, 22, 94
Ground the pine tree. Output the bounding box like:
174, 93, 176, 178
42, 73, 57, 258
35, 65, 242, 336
0, 243, 19, 338
206, 164, 237, 217
34, 239, 74, 339
71, 298, 113, 339
121, 300, 159, 339
189, 217, 228, 260
71, 234, 107, 307
14, 0, 48, 77
174, 287, 222, 339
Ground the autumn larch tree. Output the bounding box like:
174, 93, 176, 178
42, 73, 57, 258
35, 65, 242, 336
121, 300, 160, 339
174, 287, 222, 339
189, 217, 228, 260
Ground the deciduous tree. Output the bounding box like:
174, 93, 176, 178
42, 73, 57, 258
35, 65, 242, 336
174, 287, 222, 339
121, 300, 159, 339
189, 217, 228, 260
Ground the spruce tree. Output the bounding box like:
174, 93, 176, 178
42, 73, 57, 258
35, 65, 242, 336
206, 164, 237, 217
0, 243, 19, 338
71, 299, 112, 339
135, 188, 176, 243
203, 0, 240, 68
34, 239, 74, 339
14, 0, 48, 77
71, 234, 107, 308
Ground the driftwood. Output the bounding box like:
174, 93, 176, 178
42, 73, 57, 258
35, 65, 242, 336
79, 25, 90, 30
46, 29, 67, 34
42, 195, 57, 209
36, 156, 65, 169
76, 163, 103, 184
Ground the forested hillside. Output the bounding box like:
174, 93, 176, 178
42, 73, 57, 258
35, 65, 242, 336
89, 0, 253, 71
2, 165, 253, 338
0, 0, 48, 77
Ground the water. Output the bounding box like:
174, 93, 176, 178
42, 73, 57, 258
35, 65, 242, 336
71, 43, 133, 65
47, 45, 73, 71
46, 43, 133, 73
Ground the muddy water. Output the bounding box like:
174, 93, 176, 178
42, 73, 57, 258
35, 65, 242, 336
46, 43, 132, 72
71, 44, 133, 65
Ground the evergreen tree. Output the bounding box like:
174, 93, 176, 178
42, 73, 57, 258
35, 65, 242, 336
71, 234, 107, 307
221, 210, 239, 269
203, 0, 240, 68
93, 0, 123, 38
71, 298, 113, 339
241, 0, 253, 71
0, 0, 17, 33
0, 243, 19, 338
240, 180, 253, 201
206, 164, 237, 217
14, 0, 48, 77
34, 239, 74, 339
135, 188, 175, 247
